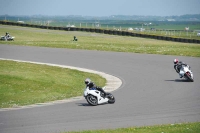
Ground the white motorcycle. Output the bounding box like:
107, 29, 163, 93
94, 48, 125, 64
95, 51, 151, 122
0, 36, 15, 41
179, 65, 194, 82
83, 87, 115, 106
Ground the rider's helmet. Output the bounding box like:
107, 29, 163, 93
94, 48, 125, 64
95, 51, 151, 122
173, 59, 179, 64
85, 78, 91, 85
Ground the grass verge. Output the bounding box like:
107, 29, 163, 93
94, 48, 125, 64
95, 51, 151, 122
66, 122, 200, 133
0, 60, 106, 108
0, 25, 200, 57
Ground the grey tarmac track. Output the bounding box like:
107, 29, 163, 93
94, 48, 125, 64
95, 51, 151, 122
0, 44, 200, 133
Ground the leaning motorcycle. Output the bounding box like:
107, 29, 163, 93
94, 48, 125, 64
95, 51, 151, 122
0, 36, 15, 41
179, 65, 194, 82
83, 87, 115, 106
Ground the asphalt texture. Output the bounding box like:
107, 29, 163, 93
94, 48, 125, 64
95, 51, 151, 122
0, 44, 200, 133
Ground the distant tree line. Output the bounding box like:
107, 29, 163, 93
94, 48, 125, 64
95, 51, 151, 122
0, 14, 200, 21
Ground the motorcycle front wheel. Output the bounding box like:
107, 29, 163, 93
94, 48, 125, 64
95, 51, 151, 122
107, 93, 115, 104
86, 95, 98, 106
185, 72, 194, 82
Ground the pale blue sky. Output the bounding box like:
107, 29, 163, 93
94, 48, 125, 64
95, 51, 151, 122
0, 0, 200, 16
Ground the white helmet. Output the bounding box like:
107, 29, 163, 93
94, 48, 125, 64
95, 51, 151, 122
173, 59, 179, 64
85, 78, 91, 85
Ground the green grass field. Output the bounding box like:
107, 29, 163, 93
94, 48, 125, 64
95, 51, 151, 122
0, 60, 106, 108
0, 25, 200, 57
66, 122, 200, 133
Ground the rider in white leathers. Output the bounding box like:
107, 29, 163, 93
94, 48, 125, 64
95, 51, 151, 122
84, 78, 107, 97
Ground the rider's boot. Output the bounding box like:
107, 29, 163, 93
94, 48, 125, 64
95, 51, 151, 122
179, 73, 183, 78
101, 92, 107, 98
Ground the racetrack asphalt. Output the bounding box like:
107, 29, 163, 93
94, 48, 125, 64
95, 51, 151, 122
0, 44, 200, 133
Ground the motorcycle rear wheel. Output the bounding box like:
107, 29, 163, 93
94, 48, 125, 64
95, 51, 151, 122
86, 95, 98, 106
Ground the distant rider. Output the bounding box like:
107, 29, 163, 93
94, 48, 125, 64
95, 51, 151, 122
5, 32, 10, 40
85, 78, 107, 97
173, 59, 190, 78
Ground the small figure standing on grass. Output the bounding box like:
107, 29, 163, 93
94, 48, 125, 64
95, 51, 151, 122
73, 36, 78, 41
